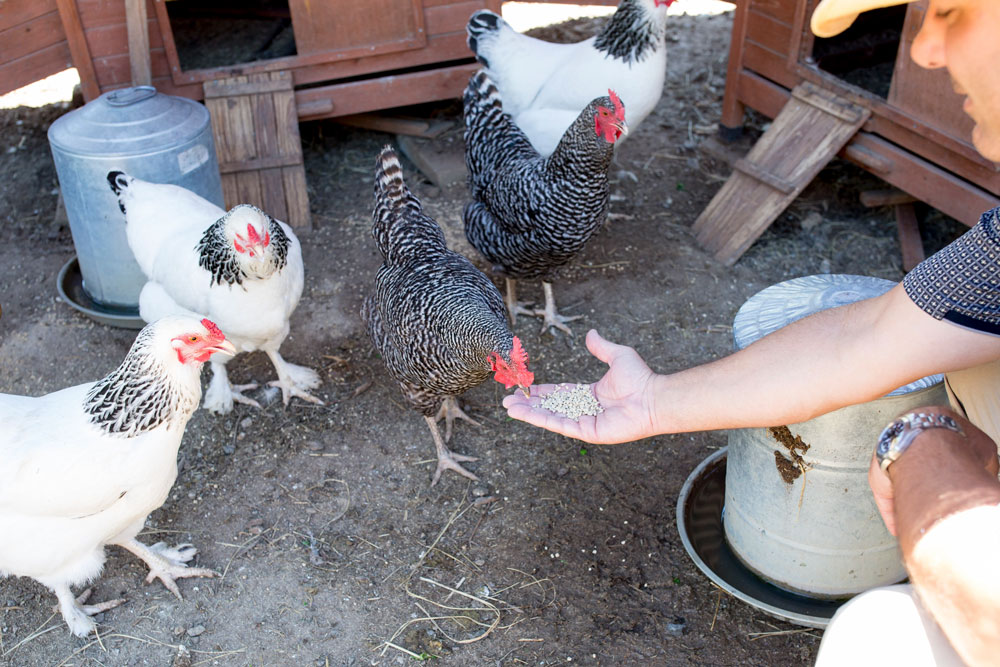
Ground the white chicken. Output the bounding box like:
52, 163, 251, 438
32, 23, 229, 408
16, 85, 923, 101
108, 171, 323, 414
466, 0, 674, 156
0, 316, 235, 637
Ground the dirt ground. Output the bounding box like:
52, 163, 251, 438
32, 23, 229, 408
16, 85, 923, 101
0, 8, 968, 667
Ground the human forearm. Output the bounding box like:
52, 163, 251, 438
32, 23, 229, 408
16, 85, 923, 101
886, 416, 1000, 666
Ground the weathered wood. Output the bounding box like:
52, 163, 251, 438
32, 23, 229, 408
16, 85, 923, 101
124, 0, 150, 86
859, 189, 918, 208
287, 0, 425, 58
894, 202, 924, 272
720, 0, 752, 130
693, 82, 871, 265
335, 113, 455, 138
0, 41, 72, 97
204, 71, 310, 229
296, 62, 481, 121
54, 0, 100, 100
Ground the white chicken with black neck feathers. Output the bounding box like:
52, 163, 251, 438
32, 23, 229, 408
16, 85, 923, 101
467, 0, 675, 157
108, 171, 323, 414
0, 316, 235, 637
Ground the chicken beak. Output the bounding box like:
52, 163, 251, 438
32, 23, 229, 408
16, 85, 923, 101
518, 383, 531, 398
616, 120, 629, 138
210, 339, 238, 357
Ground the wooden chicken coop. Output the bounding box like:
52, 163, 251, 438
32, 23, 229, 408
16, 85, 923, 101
695, 0, 1000, 266
1, 0, 515, 119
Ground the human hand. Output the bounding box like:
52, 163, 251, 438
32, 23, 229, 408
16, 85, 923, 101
502, 329, 660, 444
869, 406, 999, 536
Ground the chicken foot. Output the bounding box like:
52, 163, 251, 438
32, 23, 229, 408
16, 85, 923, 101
115, 539, 218, 599
435, 396, 480, 442
425, 415, 479, 486
504, 277, 537, 325
532, 281, 582, 336
265, 349, 324, 407
50, 585, 125, 637
204, 361, 260, 414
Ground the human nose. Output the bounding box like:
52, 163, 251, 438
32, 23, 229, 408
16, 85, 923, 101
910, 8, 946, 70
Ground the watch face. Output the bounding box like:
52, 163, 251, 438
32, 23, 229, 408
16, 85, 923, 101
877, 419, 905, 457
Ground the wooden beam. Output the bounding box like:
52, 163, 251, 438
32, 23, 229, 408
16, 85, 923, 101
125, 0, 151, 86
894, 203, 925, 272
54, 0, 100, 101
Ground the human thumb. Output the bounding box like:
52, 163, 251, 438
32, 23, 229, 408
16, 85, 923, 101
585, 329, 628, 365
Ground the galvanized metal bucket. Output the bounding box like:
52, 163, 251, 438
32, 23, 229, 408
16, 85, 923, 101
48, 86, 223, 309
723, 274, 946, 598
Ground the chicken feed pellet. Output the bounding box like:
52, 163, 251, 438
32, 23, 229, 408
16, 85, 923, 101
540, 384, 604, 420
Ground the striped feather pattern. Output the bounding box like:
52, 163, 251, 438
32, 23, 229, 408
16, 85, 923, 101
363, 146, 517, 416
462, 70, 617, 281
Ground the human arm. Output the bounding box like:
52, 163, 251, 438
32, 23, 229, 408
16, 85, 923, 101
503, 284, 1000, 444
868, 407, 1000, 666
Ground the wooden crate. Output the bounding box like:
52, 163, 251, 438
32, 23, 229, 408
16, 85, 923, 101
204, 71, 310, 229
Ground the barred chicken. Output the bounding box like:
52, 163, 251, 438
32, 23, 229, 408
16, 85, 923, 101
0, 316, 235, 637
466, 0, 673, 156
362, 146, 534, 486
463, 70, 627, 335
108, 171, 322, 414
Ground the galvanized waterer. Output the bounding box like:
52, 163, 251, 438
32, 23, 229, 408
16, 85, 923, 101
48, 86, 223, 312
723, 274, 946, 598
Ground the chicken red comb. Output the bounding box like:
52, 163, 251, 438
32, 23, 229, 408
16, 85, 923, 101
609, 89, 624, 121
511, 336, 530, 372
246, 223, 262, 246
201, 318, 224, 341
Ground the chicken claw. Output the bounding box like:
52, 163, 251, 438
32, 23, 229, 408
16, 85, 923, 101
435, 396, 480, 443
117, 539, 218, 599
533, 281, 582, 336
425, 415, 479, 486
265, 351, 324, 407
51, 585, 126, 638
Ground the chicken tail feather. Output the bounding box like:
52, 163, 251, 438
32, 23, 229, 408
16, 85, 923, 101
107, 170, 131, 214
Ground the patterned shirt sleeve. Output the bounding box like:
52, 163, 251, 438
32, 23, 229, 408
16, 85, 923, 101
903, 206, 1000, 336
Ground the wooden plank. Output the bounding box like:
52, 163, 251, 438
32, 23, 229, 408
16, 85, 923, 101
296, 62, 480, 120
0, 11, 67, 64
693, 82, 871, 265
743, 40, 799, 90
840, 131, 999, 228
124, 0, 151, 86
0, 0, 59, 32
745, 10, 793, 56
894, 202, 924, 272
859, 189, 917, 208
0, 42, 73, 96
749, 0, 797, 26
721, 0, 752, 129
287, 0, 426, 58
205, 72, 310, 229
54, 0, 100, 100
425, 1, 489, 35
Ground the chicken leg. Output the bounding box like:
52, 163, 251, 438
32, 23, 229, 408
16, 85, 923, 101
504, 277, 536, 325
49, 584, 125, 638
533, 281, 582, 335
425, 415, 479, 486
264, 349, 324, 407
204, 360, 261, 414
115, 539, 217, 599
435, 396, 480, 442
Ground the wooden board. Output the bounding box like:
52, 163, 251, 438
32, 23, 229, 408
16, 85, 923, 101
693, 81, 870, 265
204, 71, 311, 230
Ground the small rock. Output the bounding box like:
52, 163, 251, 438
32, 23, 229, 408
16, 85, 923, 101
187, 624, 206, 637
470, 483, 490, 497
800, 211, 824, 231
239, 417, 252, 430
666, 617, 687, 636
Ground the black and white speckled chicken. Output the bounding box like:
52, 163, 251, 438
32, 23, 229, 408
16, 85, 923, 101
466, 0, 673, 156
463, 70, 627, 335
0, 316, 235, 637
361, 146, 534, 486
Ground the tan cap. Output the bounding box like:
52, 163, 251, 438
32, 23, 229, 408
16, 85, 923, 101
811, 0, 914, 38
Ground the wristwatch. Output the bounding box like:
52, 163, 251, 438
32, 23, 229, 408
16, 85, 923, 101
876, 411, 965, 473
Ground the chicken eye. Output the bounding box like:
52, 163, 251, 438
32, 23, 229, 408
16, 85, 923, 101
189, 336, 199, 343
